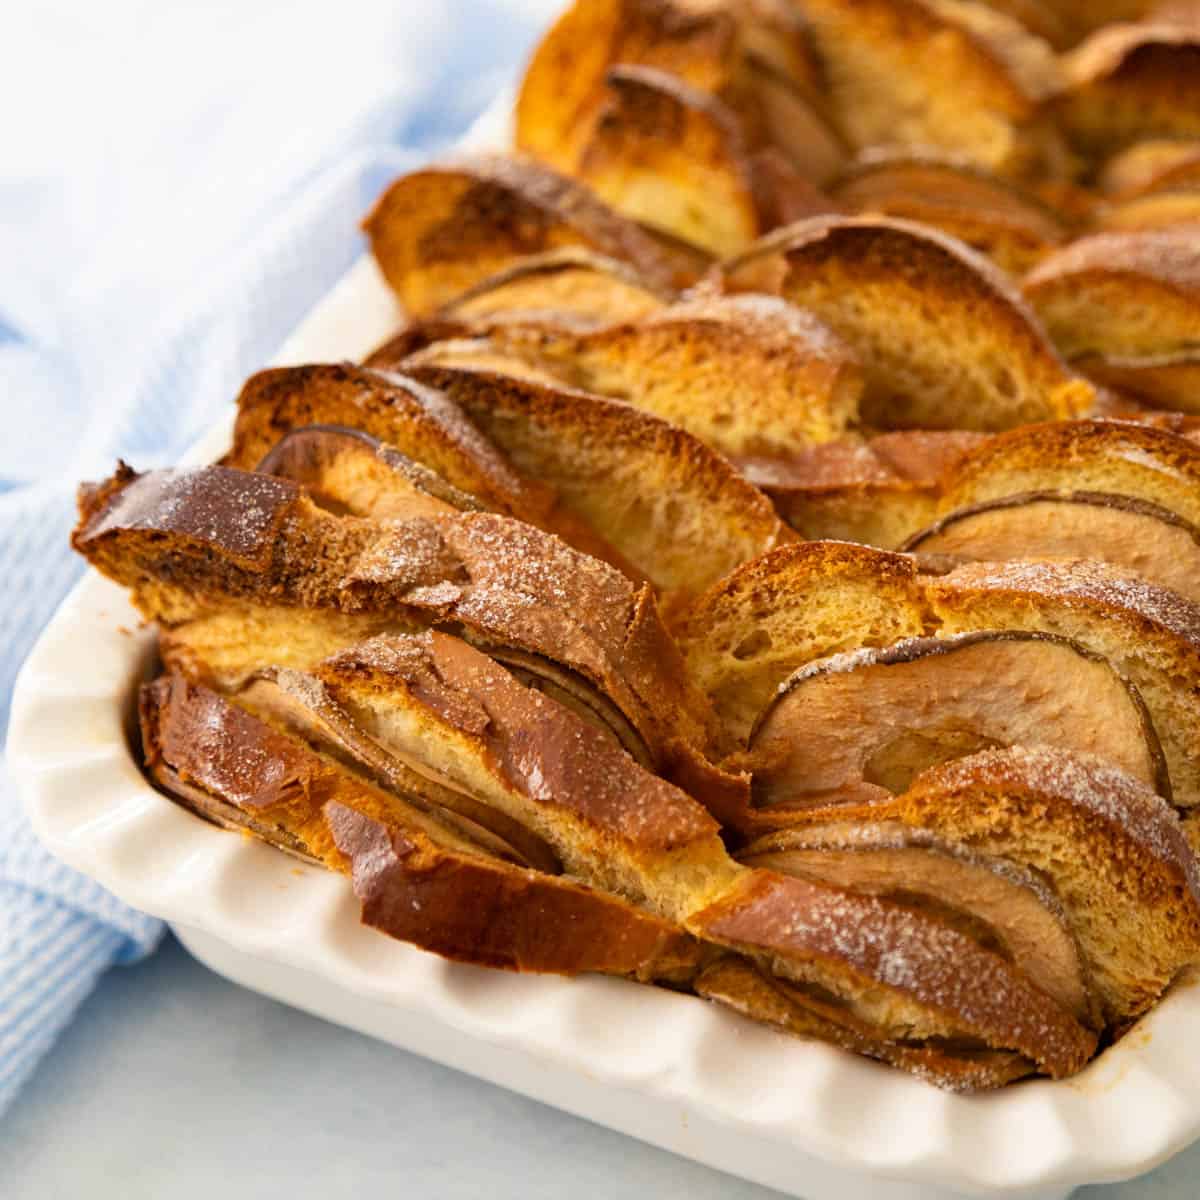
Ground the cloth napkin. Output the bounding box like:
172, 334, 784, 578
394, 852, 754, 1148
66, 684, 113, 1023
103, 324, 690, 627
0, 0, 558, 1119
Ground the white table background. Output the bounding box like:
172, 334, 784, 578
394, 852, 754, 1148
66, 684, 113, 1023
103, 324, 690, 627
3, 2, 1199, 1195
0, 935, 1193, 1198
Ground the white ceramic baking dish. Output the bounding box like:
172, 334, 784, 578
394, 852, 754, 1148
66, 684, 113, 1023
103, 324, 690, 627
12, 101, 1200, 1200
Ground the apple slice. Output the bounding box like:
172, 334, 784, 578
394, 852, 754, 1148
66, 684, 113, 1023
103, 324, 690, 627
740, 820, 1093, 1025
829, 150, 1066, 275
256, 424, 485, 519
694, 958, 1034, 1091
747, 631, 1169, 811
691, 868, 1095, 1082
902, 490, 1200, 604
893, 746, 1200, 1024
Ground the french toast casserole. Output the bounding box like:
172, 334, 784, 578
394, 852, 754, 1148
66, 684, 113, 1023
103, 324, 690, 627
72, 0, 1200, 1091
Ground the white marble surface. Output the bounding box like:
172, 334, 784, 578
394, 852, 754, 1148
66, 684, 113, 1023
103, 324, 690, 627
0, 936, 1194, 1199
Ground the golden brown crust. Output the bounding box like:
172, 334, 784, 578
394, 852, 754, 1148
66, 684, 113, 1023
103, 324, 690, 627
398, 360, 791, 604
225, 362, 634, 574
440, 248, 673, 326
326, 803, 700, 979
514, 0, 843, 184
471, 292, 864, 456
1025, 229, 1200, 308
573, 65, 762, 257
1057, 23, 1200, 158
795, 0, 1066, 177
140, 671, 701, 980
74, 463, 719, 773
691, 869, 1096, 1077
937, 417, 1200, 525
363, 153, 681, 314
722, 215, 1091, 432
829, 150, 1067, 273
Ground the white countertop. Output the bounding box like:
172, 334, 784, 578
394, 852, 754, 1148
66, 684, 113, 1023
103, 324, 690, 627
1, 936, 1194, 1199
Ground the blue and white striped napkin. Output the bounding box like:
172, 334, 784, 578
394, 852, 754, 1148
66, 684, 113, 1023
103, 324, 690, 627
0, 0, 557, 1118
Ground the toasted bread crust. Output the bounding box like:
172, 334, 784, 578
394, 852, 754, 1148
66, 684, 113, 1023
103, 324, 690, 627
141, 671, 701, 979
1026, 230, 1200, 343
74, 463, 719, 771
1058, 23, 1200, 157
474, 292, 864, 455
574, 65, 762, 257
829, 150, 1066, 273
723, 215, 1091, 431
226, 362, 633, 572
938, 418, 1200, 524
692, 869, 1095, 1077
399, 361, 791, 603
795, 0, 1065, 177
363, 153, 680, 314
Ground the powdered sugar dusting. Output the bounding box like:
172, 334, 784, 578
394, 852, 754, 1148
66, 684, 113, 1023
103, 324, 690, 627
937, 558, 1200, 646
920, 745, 1199, 891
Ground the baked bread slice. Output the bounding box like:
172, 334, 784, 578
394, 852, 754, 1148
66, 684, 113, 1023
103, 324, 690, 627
72, 463, 726, 782
689, 868, 1094, 1085
438, 248, 672, 326
143, 636, 1093, 1088
795, 0, 1067, 178
225, 362, 633, 573
1023, 231, 1200, 411
455, 293, 864, 456
722, 216, 1095, 431
1056, 23, 1200, 161
515, 0, 845, 185
901, 419, 1200, 597
828, 150, 1067, 274
741, 745, 1200, 1026
677, 541, 928, 743
570, 65, 764, 258
140, 668, 700, 980
398, 361, 793, 605
744, 430, 986, 546
363, 154, 686, 315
